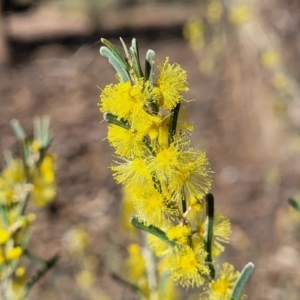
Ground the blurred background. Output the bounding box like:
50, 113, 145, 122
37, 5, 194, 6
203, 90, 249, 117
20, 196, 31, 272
1, 0, 300, 299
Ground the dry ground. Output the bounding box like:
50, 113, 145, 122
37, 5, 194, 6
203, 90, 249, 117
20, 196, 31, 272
1, 1, 300, 299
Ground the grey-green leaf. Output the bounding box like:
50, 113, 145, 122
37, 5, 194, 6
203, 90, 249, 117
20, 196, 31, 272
231, 262, 255, 300
101, 38, 128, 67
145, 49, 155, 85
100, 46, 130, 82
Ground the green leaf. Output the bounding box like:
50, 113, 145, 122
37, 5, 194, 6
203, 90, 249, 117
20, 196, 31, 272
145, 49, 155, 85
131, 217, 176, 247
130, 38, 143, 78
104, 112, 130, 130
10, 119, 26, 141
101, 38, 128, 67
288, 198, 300, 214
23, 254, 59, 298
168, 102, 181, 145
100, 46, 130, 82
33, 116, 52, 149
204, 193, 215, 279
231, 262, 255, 300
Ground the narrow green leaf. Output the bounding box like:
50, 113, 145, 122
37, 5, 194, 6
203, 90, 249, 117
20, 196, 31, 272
110, 272, 143, 295
101, 38, 128, 67
10, 119, 26, 140
130, 38, 143, 78
25, 249, 46, 265
131, 217, 176, 247
288, 198, 300, 214
204, 193, 215, 279
100, 47, 130, 82
41, 116, 51, 148
119, 37, 131, 61
23, 254, 59, 297
3, 150, 13, 165
145, 49, 155, 85
231, 262, 255, 300
104, 112, 130, 130
0, 204, 9, 227
168, 102, 181, 145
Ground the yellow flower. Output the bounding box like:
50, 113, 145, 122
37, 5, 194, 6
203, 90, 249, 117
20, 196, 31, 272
154, 58, 189, 110
107, 125, 146, 159
132, 187, 175, 227
168, 150, 212, 205
166, 225, 191, 245
0, 228, 10, 244
6, 246, 23, 260
211, 213, 231, 257
200, 263, 240, 299
191, 210, 231, 257
100, 80, 150, 122
111, 158, 152, 192
166, 245, 209, 287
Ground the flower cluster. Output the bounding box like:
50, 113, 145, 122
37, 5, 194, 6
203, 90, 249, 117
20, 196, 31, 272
0, 118, 57, 300
99, 38, 253, 299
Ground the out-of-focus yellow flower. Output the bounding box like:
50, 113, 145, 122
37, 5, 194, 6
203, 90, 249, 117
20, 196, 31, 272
31, 155, 56, 207
229, 4, 252, 25
292, 135, 300, 152
2, 159, 25, 184
6, 246, 23, 260
148, 234, 169, 257
76, 270, 95, 289
207, 0, 223, 23
158, 273, 179, 300
261, 50, 280, 68
200, 59, 215, 75
272, 98, 287, 117
0, 159, 25, 206
272, 73, 289, 90
120, 188, 136, 236
0, 228, 10, 244
12, 266, 27, 297
29, 140, 42, 152
126, 243, 149, 296
183, 20, 205, 42
64, 226, 90, 255
266, 167, 281, 185
0, 249, 5, 264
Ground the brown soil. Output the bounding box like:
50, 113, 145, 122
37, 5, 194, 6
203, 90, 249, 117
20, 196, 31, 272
1, 2, 300, 300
